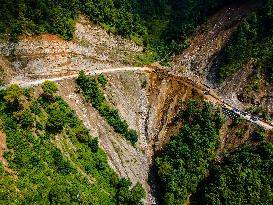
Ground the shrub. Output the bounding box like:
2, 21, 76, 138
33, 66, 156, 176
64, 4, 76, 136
88, 138, 99, 153
96, 160, 106, 170
4, 85, 24, 110
13, 108, 35, 128
52, 149, 74, 174
125, 129, 138, 146
97, 74, 107, 88
42, 81, 58, 95
74, 126, 90, 143
46, 103, 68, 133
41, 81, 58, 102
115, 178, 146, 205
252, 128, 266, 141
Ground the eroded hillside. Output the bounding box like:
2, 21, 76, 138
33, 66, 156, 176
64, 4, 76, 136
171, 1, 273, 125
171, 1, 260, 78
55, 70, 205, 204
0, 15, 142, 85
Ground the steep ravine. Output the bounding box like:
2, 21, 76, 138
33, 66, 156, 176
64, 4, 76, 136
56, 70, 204, 204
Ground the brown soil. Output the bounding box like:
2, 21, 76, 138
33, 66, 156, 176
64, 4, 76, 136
219, 120, 256, 153
0, 129, 7, 163
0, 56, 14, 85
0, 129, 14, 174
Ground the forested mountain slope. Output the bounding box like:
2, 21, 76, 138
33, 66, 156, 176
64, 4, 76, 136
1, 0, 246, 62
0, 82, 145, 204
155, 101, 273, 205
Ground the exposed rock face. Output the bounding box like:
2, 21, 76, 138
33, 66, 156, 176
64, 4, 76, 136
0, 15, 142, 84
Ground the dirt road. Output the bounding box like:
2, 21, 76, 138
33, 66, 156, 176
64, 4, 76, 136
0, 66, 272, 130
0, 66, 153, 89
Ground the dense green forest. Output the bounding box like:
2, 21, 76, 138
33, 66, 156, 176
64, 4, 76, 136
216, 0, 273, 85
76, 71, 138, 145
0, 0, 241, 62
155, 100, 272, 205
203, 142, 273, 204
155, 100, 224, 204
0, 82, 145, 204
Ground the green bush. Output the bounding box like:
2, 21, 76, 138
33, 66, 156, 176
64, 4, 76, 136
125, 129, 138, 146
88, 137, 99, 153
46, 102, 69, 133
97, 74, 108, 88
115, 178, 146, 205
13, 108, 35, 128
74, 125, 90, 143
52, 149, 74, 174
252, 127, 266, 141
3, 85, 24, 111
41, 81, 58, 95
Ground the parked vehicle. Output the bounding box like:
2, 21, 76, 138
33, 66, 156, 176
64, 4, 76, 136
251, 116, 259, 121
203, 90, 209, 95
232, 108, 240, 113
240, 111, 248, 116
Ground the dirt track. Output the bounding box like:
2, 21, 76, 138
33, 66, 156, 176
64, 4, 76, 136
1, 66, 272, 130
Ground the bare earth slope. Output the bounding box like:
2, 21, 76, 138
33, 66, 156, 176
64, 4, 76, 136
170, 1, 273, 120
0, 15, 142, 84
171, 1, 260, 79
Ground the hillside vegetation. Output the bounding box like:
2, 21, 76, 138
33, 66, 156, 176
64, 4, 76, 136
155, 101, 224, 204
155, 100, 273, 205
0, 82, 145, 204
203, 142, 273, 204
216, 0, 273, 85
1, 0, 242, 62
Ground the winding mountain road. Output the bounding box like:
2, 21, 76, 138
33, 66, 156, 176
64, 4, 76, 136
1, 67, 153, 89
0, 66, 272, 130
